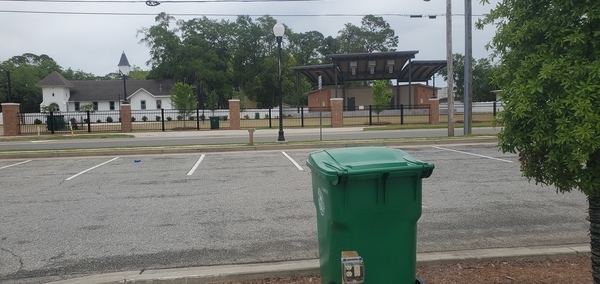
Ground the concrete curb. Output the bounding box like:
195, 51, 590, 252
0, 137, 499, 159
47, 244, 590, 284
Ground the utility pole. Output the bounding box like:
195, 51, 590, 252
446, 0, 454, 136
464, 0, 473, 135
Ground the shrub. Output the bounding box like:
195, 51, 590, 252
189, 116, 195, 121
142, 116, 148, 122
200, 115, 206, 121
155, 116, 161, 122
96, 119, 102, 123
131, 117, 136, 122
83, 118, 89, 123
106, 116, 113, 123
177, 115, 183, 121
265, 114, 269, 119
34, 119, 42, 125
244, 114, 250, 119
167, 117, 172, 121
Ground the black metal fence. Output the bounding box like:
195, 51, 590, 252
19, 111, 122, 134
17, 104, 438, 134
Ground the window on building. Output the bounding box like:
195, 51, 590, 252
93, 102, 98, 110
141, 100, 147, 110
109, 101, 115, 110
156, 100, 162, 109
74, 102, 80, 111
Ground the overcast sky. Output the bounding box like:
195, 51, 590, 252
0, 0, 501, 77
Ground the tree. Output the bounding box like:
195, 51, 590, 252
170, 82, 196, 127
337, 15, 398, 53
371, 80, 391, 122
479, 1, 600, 281
79, 103, 95, 113
439, 53, 499, 102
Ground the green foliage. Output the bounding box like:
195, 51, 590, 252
142, 116, 148, 122
481, 1, 600, 196
131, 117, 136, 122
106, 116, 113, 123
96, 119, 101, 123
79, 103, 95, 113
170, 82, 196, 124
206, 91, 219, 114
167, 116, 172, 121
155, 116, 161, 121
40, 104, 60, 114
371, 80, 392, 122
439, 53, 499, 102
34, 119, 42, 125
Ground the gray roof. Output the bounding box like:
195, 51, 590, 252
291, 51, 446, 85
69, 79, 176, 102
35, 71, 75, 88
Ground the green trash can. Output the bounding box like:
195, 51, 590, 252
306, 146, 434, 284
209, 116, 220, 129
255, 112, 260, 119
45, 115, 66, 131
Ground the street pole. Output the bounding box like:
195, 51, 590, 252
7, 71, 12, 103
464, 0, 473, 135
274, 22, 286, 142
446, 0, 454, 136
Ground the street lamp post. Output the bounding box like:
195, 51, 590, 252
273, 22, 285, 142
117, 52, 131, 104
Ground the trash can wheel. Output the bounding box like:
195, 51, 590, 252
416, 278, 428, 284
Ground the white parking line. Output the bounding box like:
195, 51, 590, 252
282, 151, 304, 171
65, 157, 120, 181
433, 146, 514, 163
187, 154, 206, 176
0, 160, 32, 170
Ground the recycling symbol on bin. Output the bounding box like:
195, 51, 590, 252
318, 188, 325, 216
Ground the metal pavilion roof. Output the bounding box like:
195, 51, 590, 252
291, 51, 446, 86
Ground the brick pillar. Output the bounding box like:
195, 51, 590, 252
330, 98, 343, 128
228, 99, 240, 130
1, 103, 20, 136
120, 104, 132, 133
428, 98, 440, 125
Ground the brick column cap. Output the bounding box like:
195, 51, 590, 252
229, 99, 240, 102
330, 98, 343, 101
1, 103, 20, 106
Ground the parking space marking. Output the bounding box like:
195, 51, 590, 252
65, 157, 120, 181
0, 160, 32, 170
433, 146, 513, 163
187, 154, 206, 176
282, 151, 304, 171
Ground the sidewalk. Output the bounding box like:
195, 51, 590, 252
48, 244, 589, 284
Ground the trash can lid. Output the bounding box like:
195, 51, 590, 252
306, 146, 434, 184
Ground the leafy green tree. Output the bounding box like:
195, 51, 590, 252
79, 103, 95, 113
371, 80, 391, 122
205, 90, 219, 116
0, 54, 63, 112
480, 1, 600, 281
62, 68, 97, 81
439, 53, 499, 102
337, 15, 398, 53
170, 82, 196, 127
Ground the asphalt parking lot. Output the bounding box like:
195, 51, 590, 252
0, 143, 589, 283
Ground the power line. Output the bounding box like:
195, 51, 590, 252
0, 0, 322, 2
0, 10, 488, 17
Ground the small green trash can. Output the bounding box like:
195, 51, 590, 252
255, 112, 260, 119
209, 116, 220, 129
306, 146, 434, 284
45, 115, 66, 131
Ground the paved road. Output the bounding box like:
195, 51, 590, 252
0, 143, 588, 283
0, 127, 500, 151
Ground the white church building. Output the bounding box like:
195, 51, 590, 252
36, 71, 176, 112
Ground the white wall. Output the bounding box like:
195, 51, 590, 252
129, 89, 172, 110
41, 86, 70, 111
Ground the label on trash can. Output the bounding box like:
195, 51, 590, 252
317, 187, 327, 216
341, 252, 364, 284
